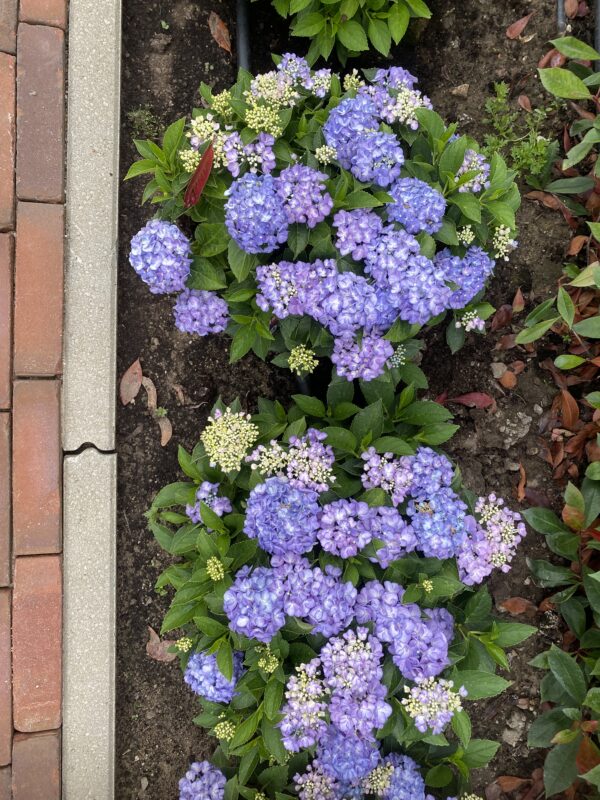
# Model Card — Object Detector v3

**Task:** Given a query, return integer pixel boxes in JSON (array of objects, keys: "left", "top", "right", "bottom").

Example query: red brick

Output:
[
  {"left": 0, "top": 54, "right": 15, "bottom": 230},
  {"left": 0, "top": 236, "right": 12, "bottom": 406},
  {"left": 12, "top": 732, "right": 60, "bottom": 800},
  {"left": 16, "top": 24, "right": 64, "bottom": 202},
  {"left": 0, "top": 767, "right": 10, "bottom": 800},
  {"left": 0, "top": 590, "right": 11, "bottom": 766},
  {"left": 14, "top": 203, "right": 63, "bottom": 376},
  {"left": 19, "top": 0, "right": 67, "bottom": 28},
  {"left": 13, "top": 381, "right": 61, "bottom": 555},
  {"left": 0, "top": 0, "right": 17, "bottom": 54},
  {"left": 0, "top": 416, "right": 9, "bottom": 588},
  {"left": 12, "top": 556, "right": 61, "bottom": 732}
]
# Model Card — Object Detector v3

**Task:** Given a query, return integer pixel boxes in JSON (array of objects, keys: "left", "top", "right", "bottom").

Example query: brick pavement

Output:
[{"left": 0, "top": 0, "right": 66, "bottom": 792}]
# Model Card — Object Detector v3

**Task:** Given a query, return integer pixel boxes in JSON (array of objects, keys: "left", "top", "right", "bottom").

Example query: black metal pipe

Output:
[
  {"left": 557, "top": 0, "right": 566, "bottom": 33},
  {"left": 236, "top": 0, "right": 251, "bottom": 71}
]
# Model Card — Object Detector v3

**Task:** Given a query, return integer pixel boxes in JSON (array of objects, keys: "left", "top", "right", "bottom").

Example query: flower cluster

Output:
[
  {"left": 402, "top": 677, "right": 467, "bottom": 734},
  {"left": 288, "top": 344, "right": 318, "bottom": 375},
  {"left": 225, "top": 173, "right": 289, "bottom": 254},
  {"left": 200, "top": 408, "right": 259, "bottom": 472},
  {"left": 457, "top": 149, "right": 491, "bottom": 193},
  {"left": 184, "top": 651, "right": 245, "bottom": 703},
  {"left": 129, "top": 219, "right": 191, "bottom": 295},
  {"left": 186, "top": 481, "right": 232, "bottom": 525},
  {"left": 174, "top": 289, "right": 229, "bottom": 336},
  {"left": 247, "top": 428, "right": 335, "bottom": 492},
  {"left": 178, "top": 761, "right": 226, "bottom": 800},
  {"left": 222, "top": 565, "right": 287, "bottom": 642}
]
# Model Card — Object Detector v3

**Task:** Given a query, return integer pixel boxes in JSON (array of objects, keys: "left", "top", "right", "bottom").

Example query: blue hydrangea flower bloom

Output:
[
  {"left": 364, "top": 225, "right": 421, "bottom": 295},
  {"left": 307, "top": 271, "right": 379, "bottom": 337},
  {"left": 408, "top": 447, "right": 455, "bottom": 500},
  {"left": 225, "top": 173, "right": 288, "bottom": 254},
  {"left": 391, "top": 255, "right": 454, "bottom": 324},
  {"left": 174, "top": 289, "right": 229, "bottom": 336},
  {"left": 333, "top": 209, "right": 383, "bottom": 261},
  {"left": 345, "top": 131, "right": 404, "bottom": 187},
  {"left": 381, "top": 754, "right": 426, "bottom": 800},
  {"left": 372, "top": 67, "right": 418, "bottom": 90},
  {"left": 223, "top": 565, "right": 286, "bottom": 642},
  {"left": 435, "top": 246, "right": 496, "bottom": 309},
  {"left": 370, "top": 506, "right": 417, "bottom": 567},
  {"left": 255, "top": 260, "right": 305, "bottom": 319},
  {"left": 317, "top": 499, "right": 378, "bottom": 558},
  {"left": 244, "top": 477, "right": 320, "bottom": 555},
  {"left": 323, "top": 95, "right": 378, "bottom": 157},
  {"left": 186, "top": 481, "right": 232, "bottom": 525},
  {"left": 317, "top": 726, "right": 380, "bottom": 787},
  {"left": 332, "top": 334, "right": 394, "bottom": 382},
  {"left": 184, "top": 651, "right": 245, "bottom": 703},
  {"left": 276, "top": 164, "right": 333, "bottom": 228},
  {"left": 407, "top": 487, "right": 468, "bottom": 559},
  {"left": 129, "top": 219, "right": 192, "bottom": 294},
  {"left": 387, "top": 178, "right": 447, "bottom": 234},
  {"left": 178, "top": 761, "right": 226, "bottom": 800}
]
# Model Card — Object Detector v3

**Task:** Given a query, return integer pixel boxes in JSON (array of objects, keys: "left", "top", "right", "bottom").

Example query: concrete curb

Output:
[{"left": 62, "top": 0, "right": 121, "bottom": 795}]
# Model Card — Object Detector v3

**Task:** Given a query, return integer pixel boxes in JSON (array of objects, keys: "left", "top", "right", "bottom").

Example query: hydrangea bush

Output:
[
  {"left": 148, "top": 380, "right": 534, "bottom": 799},
  {"left": 127, "top": 56, "right": 520, "bottom": 382}
]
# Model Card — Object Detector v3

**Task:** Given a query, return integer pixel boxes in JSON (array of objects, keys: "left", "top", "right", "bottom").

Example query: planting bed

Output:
[{"left": 116, "top": 0, "right": 577, "bottom": 796}]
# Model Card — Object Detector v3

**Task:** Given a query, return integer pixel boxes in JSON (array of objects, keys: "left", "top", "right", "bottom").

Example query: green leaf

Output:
[
  {"left": 195, "top": 223, "right": 229, "bottom": 257},
  {"left": 557, "top": 286, "right": 576, "bottom": 328},
  {"left": 371, "top": 436, "right": 414, "bottom": 455},
  {"left": 547, "top": 645, "right": 587, "bottom": 704},
  {"left": 230, "top": 325, "right": 255, "bottom": 363},
  {"left": 264, "top": 678, "right": 284, "bottom": 720},
  {"left": 350, "top": 399, "right": 385, "bottom": 443},
  {"left": 152, "top": 481, "right": 196, "bottom": 509},
  {"left": 451, "top": 709, "right": 472, "bottom": 747},
  {"left": 217, "top": 639, "right": 234, "bottom": 681},
  {"left": 228, "top": 239, "right": 258, "bottom": 283},
  {"left": 425, "top": 765, "right": 453, "bottom": 788},
  {"left": 189, "top": 258, "right": 227, "bottom": 291},
  {"left": 388, "top": 2, "right": 410, "bottom": 43},
  {"left": 573, "top": 315, "right": 600, "bottom": 338},
  {"left": 194, "top": 615, "right": 226, "bottom": 636},
  {"left": 584, "top": 570, "right": 600, "bottom": 612},
  {"left": 337, "top": 19, "right": 369, "bottom": 51},
  {"left": 367, "top": 18, "right": 391, "bottom": 55},
  {"left": 461, "top": 738, "right": 500, "bottom": 768},
  {"left": 405, "top": 0, "right": 431, "bottom": 16},
  {"left": 124, "top": 158, "right": 158, "bottom": 180},
  {"left": 528, "top": 708, "right": 571, "bottom": 747},
  {"left": 586, "top": 391, "right": 600, "bottom": 408},
  {"left": 515, "top": 317, "right": 559, "bottom": 344},
  {"left": 291, "top": 394, "right": 326, "bottom": 418},
  {"left": 161, "top": 601, "right": 197, "bottom": 633},
  {"left": 229, "top": 706, "right": 262, "bottom": 749},
  {"left": 162, "top": 117, "right": 185, "bottom": 156},
  {"left": 546, "top": 176, "right": 596, "bottom": 194},
  {"left": 550, "top": 36, "right": 600, "bottom": 61},
  {"left": 449, "top": 192, "right": 482, "bottom": 223},
  {"left": 543, "top": 739, "right": 580, "bottom": 795},
  {"left": 451, "top": 670, "right": 511, "bottom": 700},
  {"left": 522, "top": 507, "right": 569, "bottom": 534},
  {"left": 343, "top": 190, "right": 383, "bottom": 209},
  {"left": 555, "top": 354, "right": 586, "bottom": 369},
  {"left": 291, "top": 11, "right": 325, "bottom": 37},
  {"left": 581, "top": 764, "right": 600, "bottom": 788},
  {"left": 397, "top": 400, "right": 452, "bottom": 426},
  {"left": 200, "top": 502, "right": 226, "bottom": 533},
  {"left": 446, "top": 319, "right": 465, "bottom": 354},
  {"left": 539, "top": 67, "right": 592, "bottom": 99},
  {"left": 527, "top": 557, "right": 575, "bottom": 588},
  {"left": 260, "top": 718, "right": 288, "bottom": 763},
  {"left": 323, "top": 426, "right": 358, "bottom": 452},
  {"left": 494, "top": 622, "right": 537, "bottom": 648}
]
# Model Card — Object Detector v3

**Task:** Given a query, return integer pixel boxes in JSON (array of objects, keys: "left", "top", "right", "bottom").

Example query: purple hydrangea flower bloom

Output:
[
  {"left": 361, "top": 447, "right": 414, "bottom": 506},
  {"left": 279, "top": 658, "right": 328, "bottom": 751},
  {"left": 407, "top": 487, "right": 468, "bottom": 559},
  {"left": 174, "top": 289, "right": 229, "bottom": 336},
  {"left": 244, "top": 132, "right": 276, "bottom": 174},
  {"left": 457, "top": 149, "right": 491, "bottom": 193},
  {"left": 223, "top": 565, "right": 286, "bottom": 642},
  {"left": 295, "top": 763, "right": 340, "bottom": 800},
  {"left": 372, "top": 67, "right": 419, "bottom": 90},
  {"left": 225, "top": 174, "right": 288, "bottom": 254},
  {"left": 243, "top": 477, "right": 320, "bottom": 555},
  {"left": 345, "top": 131, "right": 404, "bottom": 187},
  {"left": 273, "top": 554, "right": 357, "bottom": 637},
  {"left": 387, "top": 178, "right": 447, "bottom": 234},
  {"left": 380, "top": 754, "right": 426, "bottom": 800},
  {"left": 392, "top": 255, "right": 454, "bottom": 325},
  {"left": 222, "top": 131, "right": 244, "bottom": 177},
  {"left": 129, "top": 219, "right": 192, "bottom": 294},
  {"left": 323, "top": 96, "right": 378, "bottom": 155},
  {"left": 408, "top": 447, "right": 455, "bottom": 500},
  {"left": 178, "top": 761, "right": 226, "bottom": 800},
  {"left": 317, "top": 499, "right": 378, "bottom": 558},
  {"left": 255, "top": 260, "right": 305, "bottom": 319},
  {"left": 276, "top": 164, "right": 333, "bottom": 228},
  {"left": 425, "top": 607, "right": 455, "bottom": 644},
  {"left": 364, "top": 225, "right": 421, "bottom": 294},
  {"left": 307, "top": 271, "right": 379, "bottom": 337},
  {"left": 333, "top": 209, "right": 383, "bottom": 261},
  {"left": 316, "top": 726, "right": 380, "bottom": 787},
  {"left": 332, "top": 334, "right": 394, "bottom": 382},
  {"left": 183, "top": 651, "right": 245, "bottom": 703},
  {"left": 278, "top": 53, "right": 312, "bottom": 84},
  {"left": 186, "top": 481, "right": 233, "bottom": 525},
  {"left": 370, "top": 506, "right": 417, "bottom": 567},
  {"left": 435, "top": 246, "right": 496, "bottom": 309}
]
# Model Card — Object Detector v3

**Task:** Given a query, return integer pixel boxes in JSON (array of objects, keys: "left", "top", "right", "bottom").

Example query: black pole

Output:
[
  {"left": 557, "top": 0, "right": 566, "bottom": 33},
  {"left": 236, "top": 0, "right": 251, "bottom": 71}
]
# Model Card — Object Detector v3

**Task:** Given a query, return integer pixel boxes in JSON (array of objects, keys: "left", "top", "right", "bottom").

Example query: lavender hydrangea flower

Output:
[
  {"left": 370, "top": 506, "right": 417, "bottom": 567},
  {"left": 372, "top": 67, "right": 419, "bottom": 90},
  {"left": 255, "top": 261, "right": 304, "bottom": 319},
  {"left": 380, "top": 754, "right": 426, "bottom": 800},
  {"left": 244, "top": 132, "right": 276, "bottom": 174},
  {"left": 332, "top": 334, "right": 394, "bottom": 382},
  {"left": 457, "top": 149, "right": 491, "bottom": 192},
  {"left": 365, "top": 225, "right": 421, "bottom": 286},
  {"left": 402, "top": 677, "right": 467, "bottom": 734},
  {"left": 345, "top": 131, "right": 404, "bottom": 187},
  {"left": 276, "top": 164, "right": 333, "bottom": 228},
  {"left": 392, "top": 255, "right": 454, "bottom": 325},
  {"left": 222, "top": 131, "right": 244, "bottom": 177},
  {"left": 178, "top": 761, "right": 226, "bottom": 800},
  {"left": 225, "top": 173, "right": 288, "bottom": 253},
  {"left": 186, "top": 481, "right": 233, "bottom": 525},
  {"left": 361, "top": 447, "right": 414, "bottom": 505},
  {"left": 223, "top": 565, "right": 286, "bottom": 642},
  {"left": 333, "top": 209, "right": 383, "bottom": 261},
  {"left": 280, "top": 658, "right": 328, "bottom": 751},
  {"left": 323, "top": 95, "right": 378, "bottom": 157},
  {"left": 278, "top": 53, "right": 312, "bottom": 85},
  {"left": 307, "top": 271, "right": 379, "bottom": 337},
  {"left": 317, "top": 499, "right": 378, "bottom": 558},
  {"left": 129, "top": 219, "right": 191, "bottom": 294},
  {"left": 407, "top": 487, "right": 468, "bottom": 559},
  {"left": 434, "top": 246, "right": 496, "bottom": 309},
  {"left": 316, "top": 726, "right": 380, "bottom": 787},
  {"left": 387, "top": 178, "right": 447, "bottom": 234},
  {"left": 183, "top": 651, "right": 245, "bottom": 703},
  {"left": 174, "top": 289, "right": 229, "bottom": 336},
  {"left": 408, "top": 447, "right": 455, "bottom": 500},
  {"left": 243, "top": 477, "right": 320, "bottom": 555},
  {"left": 295, "top": 763, "right": 340, "bottom": 800}
]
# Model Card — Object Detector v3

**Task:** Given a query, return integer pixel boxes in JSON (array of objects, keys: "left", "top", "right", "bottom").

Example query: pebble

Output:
[{"left": 491, "top": 362, "right": 507, "bottom": 379}]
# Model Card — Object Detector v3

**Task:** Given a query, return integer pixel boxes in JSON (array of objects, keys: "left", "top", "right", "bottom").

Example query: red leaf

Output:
[
  {"left": 448, "top": 392, "right": 496, "bottom": 410},
  {"left": 578, "top": 1, "right": 590, "bottom": 16},
  {"left": 491, "top": 304, "right": 513, "bottom": 331},
  {"left": 184, "top": 142, "right": 214, "bottom": 208},
  {"left": 120, "top": 358, "right": 143, "bottom": 405},
  {"left": 518, "top": 95, "right": 532, "bottom": 112},
  {"left": 146, "top": 626, "right": 177, "bottom": 663},
  {"left": 512, "top": 288, "right": 525, "bottom": 313},
  {"left": 566, "top": 0, "right": 579, "bottom": 17},
  {"left": 498, "top": 597, "right": 538, "bottom": 617},
  {"left": 506, "top": 12, "right": 534, "bottom": 39},
  {"left": 208, "top": 11, "right": 232, "bottom": 53},
  {"left": 434, "top": 390, "right": 448, "bottom": 405}
]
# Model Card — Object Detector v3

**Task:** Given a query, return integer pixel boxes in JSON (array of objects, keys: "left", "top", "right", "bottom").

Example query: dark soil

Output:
[{"left": 117, "top": 0, "right": 582, "bottom": 796}]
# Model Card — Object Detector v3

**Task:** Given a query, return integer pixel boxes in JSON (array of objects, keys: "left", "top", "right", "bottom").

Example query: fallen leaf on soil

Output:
[
  {"left": 434, "top": 391, "right": 448, "bottom": 405},
  {"left": 158, "top": 416, "right": 173, "bottom": 447},
  {"left": 120, "top": 358, "right": 143, "bottom": 405},
  {"left": 578, "top": 1, "right": 590, "bottom": 16},
  {"left": 566, "top": 0, "right": 579, "bottom": 17},
  {"left": 525, "top": 487, "right": 553, "bottom": 507},
  {"left": 499, "top": 370, "right": 518, "bottom": 389},
  {"left": 561, "top": 388, "right": 580, "bottom": 429},
  {"left": 511, "top": 360, "right": 526, "bottom": 375},
  {"left": 146, "top": 626, "right": 177, "bottom": 662},
  {"left": 539, "top": 597, "right": 556, "bottom": 612},
  {"left": 494, "top": 776, "right": 530, "bottom": 792},
  {"left": 570, "top": 101, "right": 596, "bottom": 121},
  {"left": 512, "top": 287, "right": 525, "bottom": 313},
  {"left": 495, "top": 333, "right": 517, "bottom": 350},
  {"left": 448, "top": 392, "right": 496, "bottom": 410},
  {"left": 568, "top": 235, "right": 589, "bottom": 256},
  {"left": 517, "top": 95, "right": 532, "bottom": 112},
  {"left": 142, "top": 376, "right": 158, "bottom": 412},
  {"left": 208, "top": 11, "right": 231, "bottom": 53},
  {"left": 184, "top": 142, "right": 214, "bottom": 208},
  {"left": 491, "top": 304, "right": 513, "bottom": 331},
  {"left": 506, "top": 12, "right": 534, "bottom": 39},
  {"left": 498, "top": 597, "right": 538, "bottom": 617},
  {"left": 517, "top": 463, "right": 527, "bottom": 501}
]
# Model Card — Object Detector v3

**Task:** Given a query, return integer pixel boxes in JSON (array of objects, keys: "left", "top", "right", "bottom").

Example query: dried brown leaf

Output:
[
  {"left": 491, "top": 304, "right": 513, "bottom": 331},
  {"left": 494, "top": 776, "right": 530, "bottom": 792},
  {"left": 208, "top": 11, "right": 231, "bottom": 53},
  {"left": 561, "top": 388, "right": 580, "bottom": 429},
  {"left": 517, "top": 463, "right": 527, "bottom": 502},
  {"left": 158, "top": 416, "right": 173, "bottom": 447},
  {"left": 146, "top": 626, "right": 177, "bottom": 662},
  {"left": 448, "top": 392, "right": 497, "bottom": 410},
  {"left": 142, "top": 376, "right": 158, "bottom": 413},
  {"left": 566, "top": 0, "right": 579, "bottom": 17},
  {"left": 512, "top": 287, "right": 525, "bottom": 313},
  {"left": 499, "top": 370, "right": 518, "bottom": 389},
  {"left": 568, "top": 235, "right": 589, "bottom": 255},
  {"left": 506, "top": 12, "right": 534, "bottom": 39},
  {"left": 498, "top": 597, "right": 538, "bottom": 617},
  {"left": 120, "top": 358, "right": 143, "bottom": 405}
]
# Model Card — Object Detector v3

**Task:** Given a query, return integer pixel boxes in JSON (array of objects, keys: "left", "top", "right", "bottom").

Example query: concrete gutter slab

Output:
[
  {"left": 62, "top": 0, "right": 121, "bottom": 452},
  {"left": 63, "top": 448, "right": 116, "bottom": 799}
]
